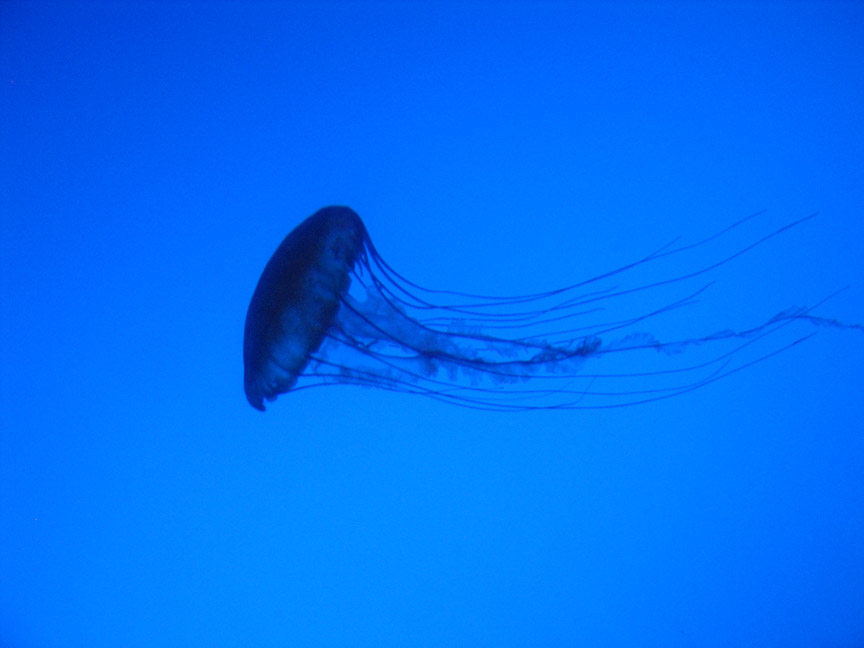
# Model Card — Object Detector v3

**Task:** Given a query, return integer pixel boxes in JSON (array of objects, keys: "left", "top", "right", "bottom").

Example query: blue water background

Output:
[{"left": 2, "top": 2, "right": 863, "bottom": 646}]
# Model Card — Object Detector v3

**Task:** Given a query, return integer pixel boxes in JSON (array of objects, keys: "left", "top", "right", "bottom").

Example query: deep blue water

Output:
[{"left": 2, "top": 2, "right": 863, "bottom": 646}]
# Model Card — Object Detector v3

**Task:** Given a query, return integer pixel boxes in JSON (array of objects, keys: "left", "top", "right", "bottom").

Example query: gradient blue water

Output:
[{"left": 2, "top": 2, "right": 863, "bottom": 646}]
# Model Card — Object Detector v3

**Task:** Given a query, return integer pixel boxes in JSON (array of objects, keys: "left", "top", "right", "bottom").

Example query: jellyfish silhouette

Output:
[{"left": 243, "top": 205, "right": 855, "bottom": 412}]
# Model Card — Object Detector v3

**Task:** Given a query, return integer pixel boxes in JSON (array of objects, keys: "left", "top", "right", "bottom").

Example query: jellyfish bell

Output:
[
  {"left": 244, "top": 206, "right": 858, "bottom": 412},
  {"left": 243, "top": 206, "right": 367, "bottom": 410}
]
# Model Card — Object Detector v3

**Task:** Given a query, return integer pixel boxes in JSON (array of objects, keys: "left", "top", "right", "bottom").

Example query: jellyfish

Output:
[{"left": 243, "top": 205, "right": 856, "bottom": 412}]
